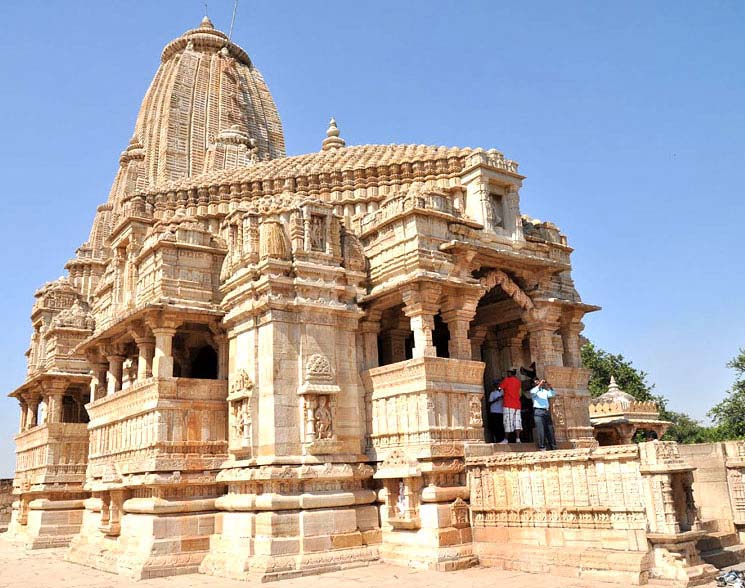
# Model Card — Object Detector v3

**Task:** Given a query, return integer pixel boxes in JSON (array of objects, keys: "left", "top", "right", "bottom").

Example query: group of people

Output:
[{"left": 486, "top": 367, "right": 557, "bottom": 451}]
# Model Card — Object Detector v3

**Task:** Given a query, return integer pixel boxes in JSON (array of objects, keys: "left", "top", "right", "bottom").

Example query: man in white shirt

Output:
[
  {"left": 530, "top": 378, "right": 557, "bottom": 451},
  {"left": 487, "top": 378, "right": 505, "bottom": 443}
]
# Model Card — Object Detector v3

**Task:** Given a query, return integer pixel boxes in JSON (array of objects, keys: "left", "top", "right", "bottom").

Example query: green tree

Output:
[
  {"left": 663, "top": 411, "right": 717, "bottom": 444},
  {"left": 580, "top": 341, "right": 710, "bottom": 443},
  {"left": 580, "top": 342, "right": 664, "bottom": 406},
  {"left": 707, "top": 348, "right": 745, "bottom": 440}
]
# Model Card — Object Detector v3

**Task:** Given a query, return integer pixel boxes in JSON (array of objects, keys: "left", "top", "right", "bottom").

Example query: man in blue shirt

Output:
[{"left": 530, "top": 379, "right": 557, "bottom": 451}]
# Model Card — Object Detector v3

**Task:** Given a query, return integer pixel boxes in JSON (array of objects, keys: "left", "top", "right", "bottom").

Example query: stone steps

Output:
[
  {"left": 699, "top": 543, "right": 745, "bottom": 569},
  {"left": 697, "top": 530, "right": 740, "bottom": 552}
]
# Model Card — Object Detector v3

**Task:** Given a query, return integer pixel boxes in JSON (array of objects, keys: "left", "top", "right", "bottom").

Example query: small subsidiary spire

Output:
[{"left": 321, "top": 117, "right": 346, "bottom": 151}]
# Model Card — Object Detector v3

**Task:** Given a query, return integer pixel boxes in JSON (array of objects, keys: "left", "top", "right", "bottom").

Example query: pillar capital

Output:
[
  {"left": 401, "top": 281, "right": 442, "bottom": 317},
  {"left": 523, "top": 300, "right": 563, "bottom": 331},
  {"left": 149, "top": 326, "right": 177, "bottom": 338},
  {"left": 145, "top": 312, "right": 182, "bottom": 334}
]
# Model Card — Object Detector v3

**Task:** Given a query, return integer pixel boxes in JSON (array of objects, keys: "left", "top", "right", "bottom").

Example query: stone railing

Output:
[
  {"left": 14, "top": 422, "right": 89, "bottom": 490},
  {"left": 363, "top": 356, "right": 484, "bottom": 453},
  {"left": 723, "top": 441, "right": 745, "bottom": 526},
  {"left": 589, "top": 399, "right": 661, "bottom": 420},
  {"left": 358, "top": 189, "right": 461, "bottom": 235},
  {"left": 463, "top": 149, "right": 520, "bottom": 174},
  {"left": 86, "top": 377, "right": 228, "bottom": 480},
  {"left": 467, "top": 441, "right": 709, "bottom": 584}
]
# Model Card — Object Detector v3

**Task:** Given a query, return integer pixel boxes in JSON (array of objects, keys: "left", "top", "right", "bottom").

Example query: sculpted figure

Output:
[
  {"left": 309, "top": 215, "right": 325, "bottom": 251},
  {"left": 314, "top": 395, "right": 332, "bottom": 439},
  {"left": 239, "top": 401, "right": 251, "bottom": 447}
]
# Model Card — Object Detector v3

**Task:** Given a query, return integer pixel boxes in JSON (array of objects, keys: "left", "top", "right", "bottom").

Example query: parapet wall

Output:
[
  {"left": 678, "top": 443, "right": 734, "bottom": 530},
  {"left": 678, "top": 441, "right": 745, "bottom": 534},
  {"left": 0, "top": 478, "right": 14, "bottom": 532},
  {"left": 466, "top": 442, "right": 714, "bottom": 585}
]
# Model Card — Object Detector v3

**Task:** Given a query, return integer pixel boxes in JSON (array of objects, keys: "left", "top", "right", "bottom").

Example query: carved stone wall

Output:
[{"left": 467, "top": 442, "right": 715, "bottom": 585}]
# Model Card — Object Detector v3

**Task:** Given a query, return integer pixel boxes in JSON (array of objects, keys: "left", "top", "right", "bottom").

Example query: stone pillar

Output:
[
  {"left": 504, "top": 185, "right": 524, "bottom": 241},
  {"left": 481, "top": 334, "right": 501, "bottom": 384},
  {"left": 560, "top": 317, "right": 585, "bottom": 368},
  {"left": 215, "top": 334, "right": 228, "bottom": 380},
  {"left": 441, "top": 287, "right": 481, "bottom": 360},
  {"left": 18, "top": 399, "right": 27, "bottom": 432},
  {"left": 469, "top": 325, "right": 489, "bottom": 362},
  {"left": 360, "top": 311, "right": 382, "bottom": 370},
  {"left": 47, "top": 390, "right": 64, "bottom": 424},
  {"left": 151, "top": 327, "right": 177, "bottom": 378},
  {"left": 135, "top": 337, "right": 155, "bottom": 380},
  {"left": 495, "top": 325, "right": 526, "bottom": 372},
  {"left": 402, "top": 282, "right": 441, "bottom": 359},
  {"left": 524, "top": 303, "right": 563, "bottom": 374},
  {"left": 388, "top": 328, "right": 410, "bottom": 363},
  {"left": 106, "top": 354, "right": 125, "bottom": 395},
  {"left": 90, "top": 360, "right": 108, "bottom": 402},
  {"left": 25, "top": 395, "right": 40, "bottom": 429}
]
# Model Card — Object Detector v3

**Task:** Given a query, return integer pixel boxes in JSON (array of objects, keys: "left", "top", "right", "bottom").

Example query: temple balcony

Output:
[
  {"left": 363, "top": 355, "right": 485, "bottom": 459},
  {"left": 85, "top": 377, "right": 228, "bottom": 489},
  {"left": 13, "top": 422, "right": 89, "bottom": 493}
]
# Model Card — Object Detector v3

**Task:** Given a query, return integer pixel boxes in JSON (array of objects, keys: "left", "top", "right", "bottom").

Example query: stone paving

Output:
[{"left": 0, "top": 539, "right": 727, "bottom": 588}]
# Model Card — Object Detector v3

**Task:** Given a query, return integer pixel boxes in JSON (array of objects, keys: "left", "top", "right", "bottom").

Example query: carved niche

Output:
[
  {"left": 450, "top": 497, "right": 470, "bottom": 529},
  {"left": 228, "top": 369, "right": 254, "bottom": 457},
  {"left": 373, "top": 449, "right": 423, "bottom": 530},
  {"left": 297, "top": 354, "right": 341, "bottom": 454}
]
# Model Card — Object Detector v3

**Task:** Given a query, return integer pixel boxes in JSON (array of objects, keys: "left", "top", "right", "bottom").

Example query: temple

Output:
[{"left": 5, "top": 16, "right": 741, "bottom": 586}]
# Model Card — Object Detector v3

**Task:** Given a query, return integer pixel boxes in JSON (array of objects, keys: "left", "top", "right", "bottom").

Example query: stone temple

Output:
[{"left": 6, "top": 16, "right": 744, "bottom": 586}]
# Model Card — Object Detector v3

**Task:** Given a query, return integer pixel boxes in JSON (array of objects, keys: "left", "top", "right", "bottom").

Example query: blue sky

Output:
[{"left": 0, "top": 1, "right": 743, "bottom": 476}]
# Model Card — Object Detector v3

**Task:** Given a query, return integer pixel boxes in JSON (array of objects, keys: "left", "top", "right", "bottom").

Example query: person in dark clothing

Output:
[
  {"left": 486, "top": 378, "right": 505, "bottom": 442},
  {"left": 529, "top": 378, "right": 557, "bottom": 451},
  {"left": 519, "top": 389, "right": 534, "bottom": 443}
]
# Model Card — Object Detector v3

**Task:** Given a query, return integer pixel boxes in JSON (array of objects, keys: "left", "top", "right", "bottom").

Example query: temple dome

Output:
[
  {"left": 592, "top": 376, "right": 637, "bottom": 407},
  {"left": 74, "top": 17, "right": 286, "bottom": 275},
  {"left": 130, "top": 17, "right": 285, "bottom": 191}
]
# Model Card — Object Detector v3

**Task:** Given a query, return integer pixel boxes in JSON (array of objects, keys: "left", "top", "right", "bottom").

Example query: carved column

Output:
[
  {"left": 360, "top": 310, "right": 382, "bottom": 370},
  {"left": 89, "top": 359, "right": 108, "bottom": 403},
  {"left": 106, "top": 353, "right": 125, "bottom": 395},
  {"left": 504, "top": 185, "right": 524, "bottom": 241},
  {"left": 25, "top": 394, "right": 40, "bottom": 429},
  {"left": 45, "top": 383, "right": 65, "bottom": 424},
  {"left": 496, "top": 325, "right": 526, "bottom": 371},
  {"left": 151, "top": 327, "right": 177, "bottom": 379},
  {"left": 402, "top": 282, "right": 442, "bottom": 359},
  {"left": 469, "top": 325, "right": 489, "bottom": 362},
  {"left": 18, "top": 399, "right": 27, "bottom": 432},
  {"left": 441, "top": 286, "right": 482, "bottom": 360},
  {"left": 215, "top": 334, "right": 228, "bottom": 380},
  {"left": 559, "top": 312, "right": 585, "bottom": 367},
  {"left": 135, "top": 337, "right": 155, "bottom": 381},
  {"left": 524, "top": 303, "right": 563, "bottom": 374},
  {"left": 481, "top": 333, "right": 501, "bottom": 384}
]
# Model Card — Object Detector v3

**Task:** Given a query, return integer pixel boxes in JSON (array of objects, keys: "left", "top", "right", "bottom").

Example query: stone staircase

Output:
[{"left": 697, "top": 520, "right": 745, "bottom": 569}]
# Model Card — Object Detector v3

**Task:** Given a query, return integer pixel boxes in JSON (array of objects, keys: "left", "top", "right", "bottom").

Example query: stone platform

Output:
[{"left": 0, "top": 539, "right": 727, "bottom": 588}]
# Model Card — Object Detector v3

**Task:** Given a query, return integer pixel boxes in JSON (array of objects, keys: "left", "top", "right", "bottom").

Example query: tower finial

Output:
[
  {"left": 200, "top": 14, "right": 214, "bottom": 29},
  {"left": 322, "top": 117, "right": 346, "bottom": 151}
]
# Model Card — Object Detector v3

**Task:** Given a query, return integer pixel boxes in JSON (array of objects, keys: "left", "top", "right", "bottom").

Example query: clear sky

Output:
[{"left": 0, "top": 1, "right": 743, "bottom": 477}]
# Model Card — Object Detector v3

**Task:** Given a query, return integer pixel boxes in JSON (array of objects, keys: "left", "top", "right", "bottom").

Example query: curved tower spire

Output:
[{"left": 68, "top": 17, "right": 285, "bottom": 296}]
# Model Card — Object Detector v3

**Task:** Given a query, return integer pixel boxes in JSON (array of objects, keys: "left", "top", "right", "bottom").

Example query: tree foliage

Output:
[
  {"left": 707, "top": 348, "right": 745, "bottom": 440},
  {"left": 580, "top": 342, "right": 664, "bottom": 407},
  {"left": 581, "top": 341, "right": 704, "bottom": 443}
]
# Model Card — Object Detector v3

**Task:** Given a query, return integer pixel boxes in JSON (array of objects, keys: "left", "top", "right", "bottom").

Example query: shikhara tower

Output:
[{"left": 5, "top": 16, "right": 718, "bottom": 585}]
